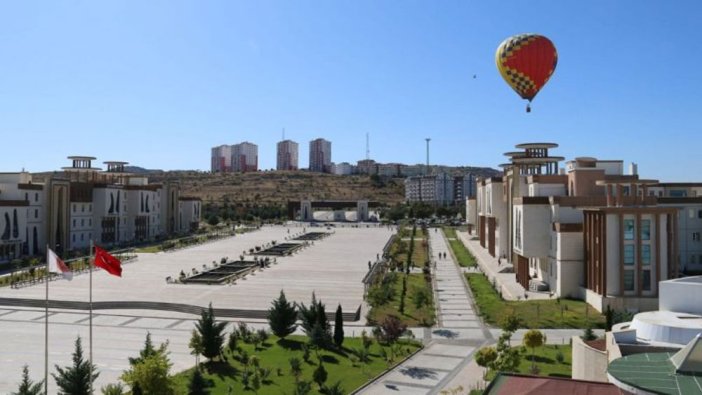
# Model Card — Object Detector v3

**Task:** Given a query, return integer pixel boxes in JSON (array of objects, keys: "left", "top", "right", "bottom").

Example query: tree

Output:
[
  {"left": 333, "top": 304, "right": 344, "bottom": 348},
  {"left": 522, "top": 329, "right": 544, "bottom": 368},
  {"left": 298, "top": 293, "right": 331, "bottom": 348},
  {"left": 293, "top": 381, "right": 312, "bottom": 395},
  {"left": 376, "top": 315, "right": 408, "bottom": 344},
  {"left": 288, "top": 357, "right": 303, "bottom": 383},
  {"left": 605, "top": 305, "right": 614, "bottom": 331},
  {"left": 52, "top": 337, "right": 99, "bottom": 395},
  {"left": 195, "top": 303, "right": 227, "bottom": 360},
  {"left": 500, "top": 313, "right": 521, "bottom": 345},
  {"left": 312, "top": 361, "right": 327, "bottom": 389},
  {"left": 267, "top": 290, "right": 298, "bottom": 339},
  {"left": 492, "top": 332, "right": 521, "bottom": 373},
  {"left": 130, "top": 332, "right": 166, "bottom": 366},
  {"left": 11, "top": 365, "right": 43, "bottom": 395},
  {"left": 189, "top": 330, "right": 204, "bottom": 367},
  {"left": 582, "top": 326, "right": 597, "bottom": 341},
  {"left": 474, "top": 346, "right": 498, "bottom": 377},
  {"left": 101, "top": 383, "right": 125, "bottom": 395},
  {"left": 412, "top": 287, "right": 430, "bottom": 309},
  {"left": 188, "top": 369, "right": 209, "bottom": 395},
  {"left": 322, "top": 381, "right": 344, "bottom": 395},
  {"left": 121, "top": 339, "right": 175, "bottom": 395}
]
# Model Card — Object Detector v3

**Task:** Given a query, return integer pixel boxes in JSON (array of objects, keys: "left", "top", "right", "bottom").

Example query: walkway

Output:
[
  {"left": 358, "top": 229, "right": 491, "bottom": 395},
  {"left": 455, "top": 231, "right": 551, "bottom": 301}
]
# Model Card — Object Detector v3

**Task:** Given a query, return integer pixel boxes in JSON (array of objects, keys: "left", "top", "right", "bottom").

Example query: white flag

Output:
[{"left": 47, "top": 248, "right": 72, "bottom": 281}]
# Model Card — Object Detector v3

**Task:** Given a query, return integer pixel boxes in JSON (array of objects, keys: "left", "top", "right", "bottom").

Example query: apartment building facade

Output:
[
  {"left": 276, "top": 140, "right": 299, "bottom": 171},
  {"left": 309, "top": 138, "right": 332, "bottom": 173},
  {"left": 405, "top": 172, "right": 477, "bottom": 206},
  {"left": 210, "top": 144, "right": 232, "bottom": 173},
  {"left": 231, "top": 142, "right": 258, "bottom": 172}
]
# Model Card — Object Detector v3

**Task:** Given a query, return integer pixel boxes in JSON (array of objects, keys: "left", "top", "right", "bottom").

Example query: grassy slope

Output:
[
  {"left": 172, "top": 335, "right": 421, "bottom": 394},
  {"left": 442, "top": 227, "right": 476, "bottom": 267},
  {"left": 484, "top": 344, "right": 573, "bottom": 381},
  {"left": 465, "top": 273, "right": 605, "bottom": 329},
  {"left": 367, "top": 273, "right": 435, "bottom": 326}
]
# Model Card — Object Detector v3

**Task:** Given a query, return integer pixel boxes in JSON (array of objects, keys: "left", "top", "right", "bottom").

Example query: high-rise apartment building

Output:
[
  {"left": 276, "top": 140, "right": 299, "bottom": 171},
  {"left": 210, "top": 145, "right": 232, "bottom": 173},
  {"left": 231, "top": 142, "right": 258, "bottom": 172},
  {"left": 309, "top": 138, "right": 332, "bottom": 173}
]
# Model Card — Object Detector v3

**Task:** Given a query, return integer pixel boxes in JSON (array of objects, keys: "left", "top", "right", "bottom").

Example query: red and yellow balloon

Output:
[{"left": 496, "top": 34, "right": 558, "bottom": 112}]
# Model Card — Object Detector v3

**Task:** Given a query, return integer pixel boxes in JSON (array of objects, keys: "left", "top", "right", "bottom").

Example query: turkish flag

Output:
[{"left": 94, "top": 246, "right": 122, "bottom": 277}]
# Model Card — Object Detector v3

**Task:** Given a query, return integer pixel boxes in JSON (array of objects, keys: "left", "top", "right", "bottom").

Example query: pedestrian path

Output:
[
  {"left": 358, "top": 229, "right": 491, "bottom": 395},
  {"left": 456, "top": 231, "right": 551, "bottom": 300}
]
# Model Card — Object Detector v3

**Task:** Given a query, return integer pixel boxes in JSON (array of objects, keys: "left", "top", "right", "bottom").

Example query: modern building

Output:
[
  {"left": 231, "top": 142, "right": 258, "bottom": 172},
  {"left": 331, "top": 162, "right": 354, "bottom": 175},
  {"left": 468, "top": 143, "right": 702, "bottom": 312},
  {"left": 276, "top": 139, "right": 299, "bottom": 171},
  {"left": 404, "top": 173, "right": 454, "bottom": 206},
  {"left": 0, "top": 157, "right": 202, "bottom": 263},
  {"left": 356, "top": 159, "right": 376, "bottom": 175},
  {"left": 210, "top": 144, "right": 232, "bottom": 173},
  {"left": 309, "top": 138, "right": 332, "bottom": 173}
]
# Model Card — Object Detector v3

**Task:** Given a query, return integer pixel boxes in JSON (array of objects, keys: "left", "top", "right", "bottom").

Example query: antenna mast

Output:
[{"left": 366, "top": 133, "right": 370, "bottom": 160}]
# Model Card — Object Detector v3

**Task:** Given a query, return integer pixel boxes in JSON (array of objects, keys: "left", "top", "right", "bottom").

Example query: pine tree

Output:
[
  {"left": 52, "top": 337, "right": 99, "bottom": 395},
  {"left": 333, "top": 304, "right": 344, "bottom": 348},
  {"left": 267, "top": 290, "right": 298, "bottom": 339},
  {"left": 188, "top": 369, "right": 209, "bottom": 395},
  {"left": 11, "top": 365, "right": 43, "bottom": 395},
  {"left": 312, "top": 360, "right": 327, "bottom": 390},
  {"left": 195, "top": 303, "right": 227, "bottom": 360},
  {"left": 298, "top": 293, "right": 331, "bottom": 348},
  {"left": 129, "top": 332, "right": 161, "bottom": 366}
]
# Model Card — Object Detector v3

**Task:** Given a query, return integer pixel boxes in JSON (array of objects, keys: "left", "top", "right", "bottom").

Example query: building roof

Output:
[
  {"left": 484, "top": 373, "right": 622, "bottom": 395},
  {"left": 608, "top": 351, "right": 702, "bottom": 395},
  {"left": 514, "top": 142, "right": 559, "bottom": 149}
]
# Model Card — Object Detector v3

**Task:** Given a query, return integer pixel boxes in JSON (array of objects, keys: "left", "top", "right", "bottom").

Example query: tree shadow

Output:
[
  {"left": 529, "top": 355, "right": 555, "bottom": 364},
  {"left": 205, "top": 361, "right": 239, "bottom": 379},
  {"left": 277, "top": 338, "right": 304, "bottom": 350},
  {"left": 432, "top": 329, "right": 459, "bottom": 339},
  {"left": 320, "top": 355, "right": 340, "bottom": 364},
  {"left": 398, "top": 366, "right": 438, "bottom": 380}
]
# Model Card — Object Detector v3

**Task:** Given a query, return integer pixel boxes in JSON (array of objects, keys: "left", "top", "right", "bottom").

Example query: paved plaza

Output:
[{"left": 0, "top": 224, "right": 394, "bottom": 393}]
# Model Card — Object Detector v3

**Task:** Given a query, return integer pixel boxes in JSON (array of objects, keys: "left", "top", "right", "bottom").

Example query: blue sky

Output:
[{"left": 1, "top": 1, "right": 700, "bottom": 180}]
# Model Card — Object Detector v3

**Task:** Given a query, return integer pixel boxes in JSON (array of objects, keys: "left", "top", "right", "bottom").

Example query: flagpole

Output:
[
  {"left": 44, "top": 244, "right": 49, "bottom": 395},
  {"left": 89, "top": 240, "right": 94, "bottom": 394}
]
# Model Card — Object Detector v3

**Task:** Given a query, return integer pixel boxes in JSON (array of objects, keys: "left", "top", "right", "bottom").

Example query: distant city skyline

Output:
[{"left": 1, "top": 2, "right": 701, "bottom": 181}]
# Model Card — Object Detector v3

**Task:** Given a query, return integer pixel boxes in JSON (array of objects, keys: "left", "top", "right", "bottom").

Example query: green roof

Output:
[{"left": 608, "top": 352, "right": 702, "bottom": 395}]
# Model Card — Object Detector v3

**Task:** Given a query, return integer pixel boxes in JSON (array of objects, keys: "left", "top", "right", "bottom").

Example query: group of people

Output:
[{"left": 437, "top": 251, "right": 448, "bottom": 259}]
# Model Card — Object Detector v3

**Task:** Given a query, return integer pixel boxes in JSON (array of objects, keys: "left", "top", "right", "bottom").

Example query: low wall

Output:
[{"left": 572, "top": 335, "right": 609, "bottom": 383}]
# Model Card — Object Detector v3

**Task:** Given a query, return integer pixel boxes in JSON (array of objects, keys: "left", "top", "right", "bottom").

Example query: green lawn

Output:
[
  {"left": 172, "top": 335, "right": 422, "bottom": 394},
  {"left": 443, "top": 228, "right": 476, "bottom": 267},
  {"left": 134, "top": 245, "right": 162, "bottom": 253},
  {"left": 484, "top": 344, "right": 572, "bottom": 381},
  {"left": 367, "top": 273, "right": 435, "bottom": 327},
  {"left": 465, "top": 273, "right": 605, "bottom": 329}
]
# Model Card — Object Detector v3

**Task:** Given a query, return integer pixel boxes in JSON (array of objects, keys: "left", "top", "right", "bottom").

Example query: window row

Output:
[
  {"left": 623, "top": 219, "right": 651, "bottom": 241},
  {"left": 623, "top": 244, "right": 651, "bottom": 265},
  {"left": 623, "top": 269, "right": 652, "bottom": 292}
]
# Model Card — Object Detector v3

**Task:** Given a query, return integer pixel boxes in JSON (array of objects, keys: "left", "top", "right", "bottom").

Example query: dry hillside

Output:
[{"left": 150, "top": 171, "right": 406, "bottom": 205}]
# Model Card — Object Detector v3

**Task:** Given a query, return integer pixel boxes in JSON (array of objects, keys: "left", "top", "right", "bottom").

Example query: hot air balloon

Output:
[{"left": 496, "top": 34, "right": 558, "bottom": 112}]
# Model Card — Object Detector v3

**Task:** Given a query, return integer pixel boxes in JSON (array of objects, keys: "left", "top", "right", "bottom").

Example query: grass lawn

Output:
[
  {"left": 134, "top": 245, "right": 162, "bottom": 253},
  {"left": 465, "top": 273, "right": 605, "bottom": 329},
  {"left": 367, "top": 273, "right": 435, "bottom": 327},
  {"left": 172, "top": 335, "right": 421, "bottom": 394},
  {"left": 443, "top": 228, "right": 476, "bottom": 267},
  {"left": 411, "top": 239, "right": 429, "bottom": 267},
  {"left": 484, "top": 344, "right": 572, "bottom": 381}
]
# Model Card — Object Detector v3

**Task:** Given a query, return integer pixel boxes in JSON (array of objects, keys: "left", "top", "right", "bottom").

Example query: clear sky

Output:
[{"left": 1, "top": 1, "right": 700, "bottom": 180}]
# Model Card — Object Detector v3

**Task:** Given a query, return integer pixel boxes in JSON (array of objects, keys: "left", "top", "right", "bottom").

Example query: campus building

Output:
[
  {"left": 276, "top": 139, "right": 299, "bottom": 171},
  {"left": 467, "top": 143, "right": 702, "bottom": 312},
  {"left": 309, "top": 138, "right": 332, "bottom": 173},
  {"left": 0, "top": 157, "right": 202, "bottom": 263}
]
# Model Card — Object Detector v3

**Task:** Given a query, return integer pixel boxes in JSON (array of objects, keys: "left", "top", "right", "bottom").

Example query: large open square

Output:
[{"left": 0, "top": 224, "right": 394, "bottom": 392}]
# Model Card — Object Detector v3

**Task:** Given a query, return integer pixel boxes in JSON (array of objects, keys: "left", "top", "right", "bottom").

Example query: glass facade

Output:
[
  {"left": 624, "top": 244, "right": 635, "bottom": 265},
  {"left": 642, "top": 244, "right": 651, "bottom": 265},
  {"left": 641, "top": 219, "right": 651, "bottom": 240},
  {"left": 643, "top": 270, "right": 651, "bottom": 291},
  {"left": 624, "top": 219, "right": 635, "bottom": 240},
  {"left": 624, "top": 270, "right": 635, "bottom": 291}
]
